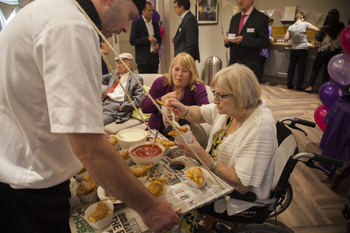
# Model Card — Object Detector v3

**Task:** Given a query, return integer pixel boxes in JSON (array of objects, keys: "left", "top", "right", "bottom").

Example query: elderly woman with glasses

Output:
[{"left": 167, "top": 64, "right": 278, "bottom": 224}]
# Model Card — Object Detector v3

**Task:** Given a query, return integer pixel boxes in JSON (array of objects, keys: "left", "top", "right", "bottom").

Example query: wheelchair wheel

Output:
[
  {"left": 269, "top": 184, "right": 293, "bottom": 218},
  {"left": 231, "top": 224, "right": 290, "bottom": 233}
]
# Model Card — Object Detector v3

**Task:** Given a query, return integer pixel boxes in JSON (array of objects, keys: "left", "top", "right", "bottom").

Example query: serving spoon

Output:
[{"left": 151, "top": 130, "right": 159, "bottom": 149}]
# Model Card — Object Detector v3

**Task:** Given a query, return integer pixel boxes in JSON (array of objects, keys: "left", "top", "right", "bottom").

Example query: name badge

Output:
[{"left": 247, "top": 28, "right": 255, "bottom": 33}]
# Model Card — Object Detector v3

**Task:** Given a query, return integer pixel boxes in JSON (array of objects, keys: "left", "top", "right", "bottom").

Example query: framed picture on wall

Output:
[{"left": 196, "top": 0, "right": 219, "bottom": 25}]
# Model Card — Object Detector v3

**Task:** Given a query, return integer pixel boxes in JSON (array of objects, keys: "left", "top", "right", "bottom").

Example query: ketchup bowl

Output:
[{"left": 129, "top": 141, "right": 165, "bottom": 165}]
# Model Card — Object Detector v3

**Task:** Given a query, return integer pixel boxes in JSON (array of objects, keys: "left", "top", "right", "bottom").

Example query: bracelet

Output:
[
  {"left": 208, "top": 158, "right": 217, "bottom": 171},
  {"left": 211, "top": 160, "right": 218, "bottom": 172},
  {"left": 180, "top": 107, "right": 190, "bottom": 119}
]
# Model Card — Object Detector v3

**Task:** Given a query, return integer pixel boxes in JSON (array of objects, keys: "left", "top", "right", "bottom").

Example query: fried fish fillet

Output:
[
  {"left": 147, "top": 177, "right": 168, "bottom": 197},
  {"left": 108, "top": 136, "right": 118, "bottom": 145},
  {"left": 130, "top": 163, "right": 154, "bottom": 178},
  {"left": 88, "top": 202, "right": 106, "bottom": 223},
  {"left": 77, "top": 175, "right": 97, "bottom": 197},
  {"left": 120, "top": 149, "right": 130, "bottom": 160}
]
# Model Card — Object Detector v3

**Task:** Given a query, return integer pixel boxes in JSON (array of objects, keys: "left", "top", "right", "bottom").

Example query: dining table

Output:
[{"left": 68, "top": 131, "right": 233, "bottom": 233}]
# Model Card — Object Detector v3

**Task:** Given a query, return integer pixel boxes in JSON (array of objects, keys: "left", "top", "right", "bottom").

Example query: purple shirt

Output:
[
  {"left": 141, "top": 76, "right": 209, "bottom": 132},
  {"left": 260, "top": 25, "right": 272, "bottom": 58}
]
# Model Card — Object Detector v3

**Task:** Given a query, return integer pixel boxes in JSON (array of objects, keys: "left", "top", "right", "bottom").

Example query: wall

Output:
[{"left": 160, "top": 0, "right": 350, "bottom": 80}]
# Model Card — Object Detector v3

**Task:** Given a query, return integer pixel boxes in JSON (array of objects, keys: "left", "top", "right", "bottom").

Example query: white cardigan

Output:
[{"left": 200, "top": 98, "right": 277, "bottom": 215}]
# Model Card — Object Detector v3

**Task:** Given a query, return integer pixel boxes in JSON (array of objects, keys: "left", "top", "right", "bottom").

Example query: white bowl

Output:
[
  {"left": 174, "top": 125, "right": 192, "bottom": 143},
  {"left": 79, "top": 187, "right": 98, "bottom": 202},
  {"left": 129, "top": 141, "right": 164, "bottom": 165},
  {"left": 158, "top": 185, "right": 168, "bottom": 199},
  {"left": 116, "top": 129, "right": 147, "bottom": 149},
  {"left": 84, "top": 201, "right": 114, "bottom": 230},
  {"left": 75, "top": 170, "right": 89, "bottom": 181},
  {"left": 185, "top": 167, "right": 209, "bottom": 189},
  {"left": 97, "top": 186, "right": 122, "bottom": 205},
  {"left": 130, "top": 165, "right": 150, "bottom": 183}
]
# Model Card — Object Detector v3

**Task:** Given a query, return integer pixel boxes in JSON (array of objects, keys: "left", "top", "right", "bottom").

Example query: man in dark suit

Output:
[
  {"left": 172, "top": 0, "right": 200, "bottom": 62},
  {"left": 224, "top": 0, "right": 268, "bottom": 82},
  {"left": 130, "top": 1, "right": 162, "bottom": 73}
]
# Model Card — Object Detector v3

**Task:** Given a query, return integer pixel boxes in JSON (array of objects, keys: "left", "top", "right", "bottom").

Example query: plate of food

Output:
[
  {"left": 130, "top": 163, "right": 153, "bottom": 183},
  {"left": 84, "top": 201, "right": 114, "bottom": 230},
  {"left": 97, "top": 186, "right": 122, "bottom": 205},
  {"left": 76, "top": 175, "right": 98, "bottom": 202},
  {"left": 186, "top": 166, "right": 209, "bottom": 189},
  {"left": 168, "top": 124, "right": 192, "bottom": 143},
  {"left": 147, "top": 176, "right": 168, "bottom": 199}
]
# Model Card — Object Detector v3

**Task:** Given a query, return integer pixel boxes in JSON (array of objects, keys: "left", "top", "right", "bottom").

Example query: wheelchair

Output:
[{"left": 188, "top": 117, "right": 343, "bottom": 233}]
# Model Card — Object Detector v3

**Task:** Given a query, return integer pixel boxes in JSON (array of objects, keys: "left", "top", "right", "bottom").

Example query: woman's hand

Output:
[
  {"left": 165, "top": 98, "right": 188, "bottom": 118},
  {"left": 164, "top": 112, "right": 180, "bottom": 126},
  {"left": 161, "top": 92, "right": 177, "bottom": 102},
  {"left": 175, "top": 135, "right": 211, "bottom": 166}
]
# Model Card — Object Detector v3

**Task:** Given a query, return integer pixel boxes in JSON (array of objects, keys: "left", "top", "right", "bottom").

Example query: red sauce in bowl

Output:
[{"left": 131, "top": 145, "right": 163, "bottom": 158}]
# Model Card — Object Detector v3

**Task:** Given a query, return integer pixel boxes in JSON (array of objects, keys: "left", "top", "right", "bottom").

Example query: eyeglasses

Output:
[{"left": 212, "top": 91, "right": 233, "bottom": 101}]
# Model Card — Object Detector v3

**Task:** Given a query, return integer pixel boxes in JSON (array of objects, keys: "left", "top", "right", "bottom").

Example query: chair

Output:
[{"left": 198, "top": 120, "right": 298, "bottom": 232}]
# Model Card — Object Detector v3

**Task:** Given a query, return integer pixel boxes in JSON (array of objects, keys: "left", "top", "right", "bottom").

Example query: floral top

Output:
[{"left": 317, "top": 23, "right": 345, "bottom": 52}]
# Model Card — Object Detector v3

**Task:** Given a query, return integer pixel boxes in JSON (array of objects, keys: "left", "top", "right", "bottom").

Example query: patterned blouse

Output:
[
  {"left": 287, "top": 21, "right": 310, "bottom": 50},
  {"left": 317, "top": 23, "right": 345, "bottom": 52}
]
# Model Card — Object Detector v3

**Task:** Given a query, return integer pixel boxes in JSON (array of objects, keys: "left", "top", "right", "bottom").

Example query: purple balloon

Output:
[
  {"left": 152, "top": 10, "right": 160, "bottom": 23},
  {"left": 158, "top": 44, "right": 164, "bottom": 57},
  {"left": 318, "top": 81, "right": 344, "bottom": 108},
  {"left": 328, "top": 53, "right": 350, "bottom": 86}
]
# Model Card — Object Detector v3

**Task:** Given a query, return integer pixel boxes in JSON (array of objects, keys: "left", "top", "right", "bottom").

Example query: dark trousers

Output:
[
  {"left": 287, "top": 49, "right": 308, "bottom": 89},
  {"left": 0, "top": 180, "right": 71, "bottom": 233},
  {"left": 198, "top": 201, "right": 264, "bottom": 223},
  {"left": 308, "top": 50, "right": 340, "bottom": 88},
  {"left": 257, "top": 56, "right": 267, "bottom": 84},
  {"left": 102, "top": 56, "right": 108, "bottom": 75},
  {"left": 137, "top": 53, "right": 159, "bottom": 74}
]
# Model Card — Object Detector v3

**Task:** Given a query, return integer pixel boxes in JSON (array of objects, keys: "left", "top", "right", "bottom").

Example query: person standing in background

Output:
[
  {"left": 257, "top": 18, "right": 274, "bottom": 84},
  {"left": 0, "top": 0, "right": 180, "bottom": 232},
  {"left": 304, "top": 9, "right": 345, "bottom": 93},
  {"left": 130, "top": 1, "right": 162, "bottom": 74},
  {"left": 172, "top": 0, "right": 200, "bottom": 62},
  {"left": 284, "top": 12, "right": 319, "bottom": 90},
  {"left": 224, "top": 0, "right": 269, "bottom": 80}
]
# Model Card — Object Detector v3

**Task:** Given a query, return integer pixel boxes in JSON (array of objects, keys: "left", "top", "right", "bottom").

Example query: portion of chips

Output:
[
  {"left": 156, "top": 99, "right": 165, "bottom": 106},
  {"left": 155, "top": 138, "right": 175, "bottom": 149},
  {"left": 168, "top": 127, "right": 189, "bottom": 137}
]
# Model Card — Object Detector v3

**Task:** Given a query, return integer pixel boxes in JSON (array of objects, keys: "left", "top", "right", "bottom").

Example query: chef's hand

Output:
[{"left": 232, "top": 36, "right": 243, "bottom": 44}]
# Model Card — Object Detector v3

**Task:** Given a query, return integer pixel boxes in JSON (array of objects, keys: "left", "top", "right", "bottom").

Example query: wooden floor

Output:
[{"left": 260, "top": 82, "right": 349, "bottom": 233}]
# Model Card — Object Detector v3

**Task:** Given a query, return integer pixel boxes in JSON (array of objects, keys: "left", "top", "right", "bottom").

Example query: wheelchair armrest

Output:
[{"left": 229, "top": 190, "right": 257, "bottom": 202}]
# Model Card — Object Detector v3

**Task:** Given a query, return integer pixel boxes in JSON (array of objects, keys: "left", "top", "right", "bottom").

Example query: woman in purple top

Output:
[{"left": 141, "top": 52, "right": 209, "bottom": 136}]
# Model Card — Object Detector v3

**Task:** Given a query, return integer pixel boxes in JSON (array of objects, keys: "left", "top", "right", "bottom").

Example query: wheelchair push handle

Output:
[
  {"left": 294, "top": 118, "right": 316, "bottom": 128},
  {"left": 314, "top": 153, "right": 343, "bottom": 167}
]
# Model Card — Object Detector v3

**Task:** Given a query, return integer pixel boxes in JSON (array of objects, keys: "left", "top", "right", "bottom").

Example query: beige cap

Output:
[{"left": 115, "top": 53, "right": 133, "bottom": 63}]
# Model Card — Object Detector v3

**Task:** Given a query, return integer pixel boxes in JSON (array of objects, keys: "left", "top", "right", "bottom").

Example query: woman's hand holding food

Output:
[
  {"left": 161, "top": 91, "right": 177, "bottom": 102},
  {"left": 165, "top": 98, "right": 188, "bottom": 117},
  {"left": 175, "top": 135, "right": 212, "bottom": 166}
]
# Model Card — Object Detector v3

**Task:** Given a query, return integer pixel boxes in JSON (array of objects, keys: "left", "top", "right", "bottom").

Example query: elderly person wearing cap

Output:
[
  {"left": 0, "top": 0, "right": 180, "bottom": 232},
  {"left": 102, "top": 53, "right": 144, "bottom": 125}
]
